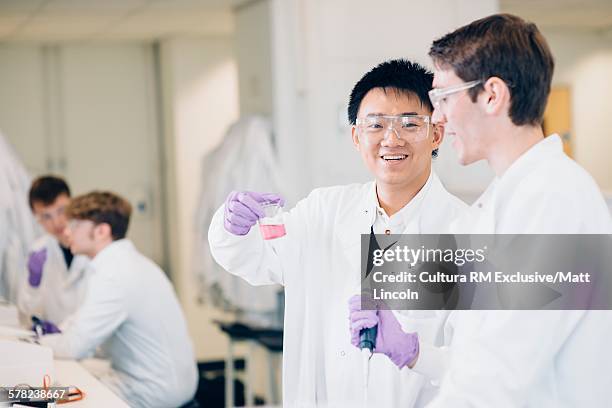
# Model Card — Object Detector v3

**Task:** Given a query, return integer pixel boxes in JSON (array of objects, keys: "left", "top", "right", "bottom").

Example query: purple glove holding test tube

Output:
[
  {"left": 27, "top": 248, "right": 48, "bottom": 288},
  {"left": 349, "top": 294, "right": 419, "bottom": 369},
  {"left": 224, "top": 191, "right": 285, "bottom": 236}
]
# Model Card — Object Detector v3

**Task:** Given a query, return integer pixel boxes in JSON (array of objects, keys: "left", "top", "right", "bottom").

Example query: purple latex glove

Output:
[
  {"left": 27, "top": 248, "right": 48, "bottom": 288},
  {"left": 224, "top": 191, "right": 285, "bottom": 236},
  {"left": 32, "top": 318, "right": 61, "bottom": 335},
  {"left": 349, "top": 294, "right": 419, "bottom": 369}
]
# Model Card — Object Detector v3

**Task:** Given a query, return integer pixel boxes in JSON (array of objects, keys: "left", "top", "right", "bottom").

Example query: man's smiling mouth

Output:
[{"left": 381, "top": 154, "right": 408, "bottom": 161}]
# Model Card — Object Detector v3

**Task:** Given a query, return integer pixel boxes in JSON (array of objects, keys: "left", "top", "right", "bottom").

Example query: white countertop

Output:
[
  {"left": 53, "top": 359, "right": 129, "bottom": 408},
  {"left": 0, "top": 305, "right": 128, "bottom": 407}
]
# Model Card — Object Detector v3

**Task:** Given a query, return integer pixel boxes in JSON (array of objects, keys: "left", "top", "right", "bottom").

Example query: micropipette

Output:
[{"left": 359, "top": 325, "right": 377, "bottom": 390}]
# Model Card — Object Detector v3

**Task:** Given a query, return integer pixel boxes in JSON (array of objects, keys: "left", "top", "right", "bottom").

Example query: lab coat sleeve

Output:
[
  {"left": 16, "top": 241, "right": 47, "bottom": 323},
  {"left": 208, "top": 194, "right": 312, "bottom": 287},
  {"left": 394, "top": 311, "right": 451, "bottom": 381},
  {"left": 426, "top": 310, "right": 585, "bottom": 408},
  {"left": 16, "top": 274, "right": 44, "bottom": 322},
  {"left": 39, "top": 269, "right": 127, "bottom": 360},
  {"left": 411, "top": 343, "right": 450, "bottom": 382}
]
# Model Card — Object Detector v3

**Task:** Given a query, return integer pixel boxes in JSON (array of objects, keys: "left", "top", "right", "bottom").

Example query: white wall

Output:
[
  {"left": 59, "top": 44, "right": 165, "bottom": 262},
  {"left": 544, "top": 30, "right": 612, "bottom": 192},
  {"left": 0, "top": 46, "right": 47, "bottom": 174},
  {"left": 159, "top": 37, "right": 240, "bottom": 360},
  {"left": 0, "top": 43, "right": 165, "bottom": 264},
  {"left": 235, "top": 0, "right": 274, "bottom": 116}
]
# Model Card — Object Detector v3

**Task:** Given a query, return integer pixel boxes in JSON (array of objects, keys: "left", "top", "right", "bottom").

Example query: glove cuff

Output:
[{"left": 390, "top": 332, "right": 419, "bottom": 369}]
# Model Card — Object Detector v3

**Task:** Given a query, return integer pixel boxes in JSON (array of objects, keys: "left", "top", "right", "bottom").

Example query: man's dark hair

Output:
[
  {"left": 429, "top": 13, "right": 554, "bottom": 127},
  {"left": 29, "top": 175, "right": 71, "bottom": 210},
  {"left": 348, "top": 59, "right": 437, "bottom": 157},
  {"left": 67, "top": 191, "right": 132, "bottom": 241}
]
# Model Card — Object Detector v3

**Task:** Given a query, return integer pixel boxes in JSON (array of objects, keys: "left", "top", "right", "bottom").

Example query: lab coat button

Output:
[
  {"left": 385, "top": 229, "right": 391, "bottom": 235},
  {"left": 340, "top": 350, "right": 346, "bottom": 357},
  {"left": 477, "top": 202, "right": 483, "bottom": 208}
]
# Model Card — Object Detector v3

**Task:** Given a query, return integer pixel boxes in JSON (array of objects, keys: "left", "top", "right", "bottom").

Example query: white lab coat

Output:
[
  {"left": 0, "top": 132, "right": 39, "bottom": 302},
  {"left": 424, "top": 135, "right": 612, "bottom": 407},
  {"left": 194, "top": 116, "right": 286, "bottom": 325},
  {"left": 209, "top": 172, "right": 467, "bottom": 407},
  {"left": 17, "top": 234, "right": 90, "bottom": 326},
  {"left": 40, "top": 240, "right": 198, "bottom": 408}
]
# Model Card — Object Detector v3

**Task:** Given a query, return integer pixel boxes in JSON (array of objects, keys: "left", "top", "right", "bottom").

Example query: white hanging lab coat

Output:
[
  {"left": 17, "top": 234, "right": 90, "bottom": 325},
  {"left": 40, "top": 240, "right": 198, "bottom": 408},
  {"left": 194, "top": 115, "right": 286, "bottom": 325},
  {"left": 209, "top": 171, "right": 467, "bottom": 407},
  {"left": 422, "top": 135, "right": 612, "bottom": 407},
  {"left": 0, "top": 132, "right": 39, "bottom": 302}
]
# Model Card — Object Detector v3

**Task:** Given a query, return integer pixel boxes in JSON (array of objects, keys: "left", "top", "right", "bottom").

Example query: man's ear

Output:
[
  {"left": 351, "top": 126, "right": 360, "bottom": 151},
  {"left": 482, "top": 76, "right": 511, "bottom": 116},
  {"left": 431, "top": 123, "right": 445, "bottom": 150},
  {"left": 95, "top": 223, "right": 113, "bottom": 240}
]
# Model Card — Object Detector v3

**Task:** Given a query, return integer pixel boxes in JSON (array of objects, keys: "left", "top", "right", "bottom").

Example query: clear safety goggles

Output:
[
  {"left": 355, "top": 114, "right": 432, "bottom": 145},
  {"left": 67, "top": 219, "right": 94, "bottom": 231},
  {"left": 428, "top": 80, "right": 482, "bottom": 110},
  {"left": 36, "top": 205, "right": 67, "bottom": 223}
]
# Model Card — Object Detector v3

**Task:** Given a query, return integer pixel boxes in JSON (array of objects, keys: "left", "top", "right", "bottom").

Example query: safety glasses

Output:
[
  {"left": 36, "top": 205, "right": 67, "bottom": 223},
  {"left": 355, "top": 114, "right": 432, "bottom": 145},
  {"left": 428, "top": 80, "right": 482, "bottom": 110},
  {"left": 67, "top": 219, "right": 94, "bottom": 231}
]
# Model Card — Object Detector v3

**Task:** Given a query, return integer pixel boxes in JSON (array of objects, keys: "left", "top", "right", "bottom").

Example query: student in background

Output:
[
  {"left": 40, "top": 191, "right": 198, "bottom": 408},
  {"left": 18, "top": 176, "right": 89, "bottom": 333}
]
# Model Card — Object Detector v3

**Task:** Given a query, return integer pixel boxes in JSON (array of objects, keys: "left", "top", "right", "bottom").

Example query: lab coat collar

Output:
[
  {"left": 364, "top": 181, "right": 379, "bottom": 226},
  {"left": 36, "top": 234, "right": 88, "bottom": 287},
  {"left": 478, "top": 134, "right": 562, "bottom": 208},
  {"left": 373, "top": 170, "right": 434, "bottom": 229},
  {"left": 336, "top": 170, "right": 452, "bottom": 284},
  {"left": 465, "top": 134, "right": 563, "bottom": 233},
  {"left": 336, "top": 170, "right": 442, "bottom": 250},
  {"left": 90, "top": 239, "right": 134, "bottom": 269},
  {"left": 498, "top": 134, "right": 561, "bottom": 184},
  {"left": 64, "top": 255, "right": 90, "bottom": 287},
  {"left": 335, "top": 182, "right": 377, "bottom": 250}
]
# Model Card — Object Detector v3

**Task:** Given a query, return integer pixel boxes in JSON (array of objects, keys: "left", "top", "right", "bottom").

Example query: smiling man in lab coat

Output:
[
  {"left": 209, "top": 59, "right": 467, "bottom": 407},
  {"left": 40, "top": 191, "right": 198, "bottom": 408},
  {"left": 18, "top": 176, "right": 90, "bottom": 333},
  {"left": 350, "top": 14, "right": 612, "bottom": 407}
]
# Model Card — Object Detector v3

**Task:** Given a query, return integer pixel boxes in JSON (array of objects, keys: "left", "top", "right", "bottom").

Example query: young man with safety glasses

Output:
[
  {"left": 350, "top": 14, "right": 612, "bottom": 407},
  {"left": 17, "top": 176, "right": 90, "bottom": 334},
  {"left": 209, "top": 59, "right": 467, "bottom": 407}
]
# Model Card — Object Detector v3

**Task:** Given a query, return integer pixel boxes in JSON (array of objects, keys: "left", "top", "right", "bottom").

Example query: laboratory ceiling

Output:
[
  {"left": 0, "top": 0, "right": 252, "bottom": 42},
  {"left": 0, "top": 0, "right": 611, "bottom": 43},
  {"left": 501, "top": 0, "right": 612, "bottom": 33}
]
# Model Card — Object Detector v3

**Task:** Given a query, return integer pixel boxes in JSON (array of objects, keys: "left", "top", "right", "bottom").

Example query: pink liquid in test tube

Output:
[{"left": 259, "top": 224, "right": 286, "bottom": 240}]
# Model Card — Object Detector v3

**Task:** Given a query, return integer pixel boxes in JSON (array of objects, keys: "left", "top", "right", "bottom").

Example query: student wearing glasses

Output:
[
  {"left": 18, "top": 176, "right": 90, "bottom": 334},
  {"left": 209, "top": 59, "right": 467, "bottom": 407}
]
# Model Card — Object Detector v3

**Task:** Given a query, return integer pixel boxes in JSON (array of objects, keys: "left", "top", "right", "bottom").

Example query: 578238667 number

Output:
[{"left": 1, "top": 386, "right": 70, "bottom": 403}]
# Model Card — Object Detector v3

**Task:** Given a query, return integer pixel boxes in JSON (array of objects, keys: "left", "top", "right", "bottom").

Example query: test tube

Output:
[{"left": 258, "top": 202, "right": 286, "bottom": 240}]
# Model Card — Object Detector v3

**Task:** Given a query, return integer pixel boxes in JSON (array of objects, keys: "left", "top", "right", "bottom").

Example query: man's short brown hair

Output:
[
  {"left": 429, "top": 13, "right": 554, "bottom": 127},
  {"left": 67, "top": 191, "right": 132, "bottom": 240}
]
